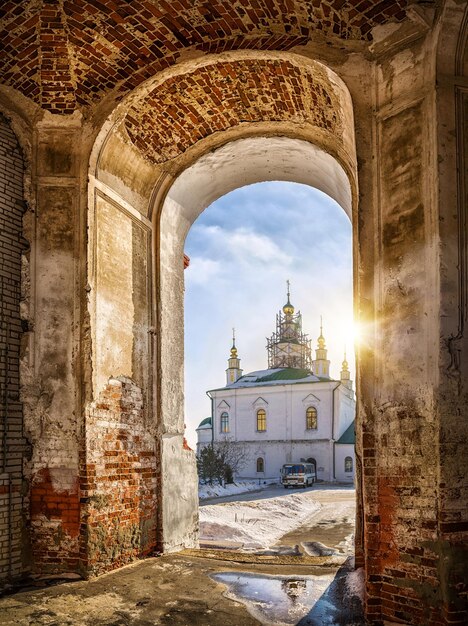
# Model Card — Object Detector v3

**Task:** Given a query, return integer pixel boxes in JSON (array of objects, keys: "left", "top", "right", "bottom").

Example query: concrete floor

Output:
[
  {"left": 0, "top": 552, "right": 364, "bottom": 626},
  {"left": 1, "top": 487, "right": 363, "bottom": 625}
]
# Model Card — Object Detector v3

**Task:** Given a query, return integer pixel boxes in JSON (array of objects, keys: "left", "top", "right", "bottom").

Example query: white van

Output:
[{"left": 281, "top": 463, "right": 316, "bottom": 488}]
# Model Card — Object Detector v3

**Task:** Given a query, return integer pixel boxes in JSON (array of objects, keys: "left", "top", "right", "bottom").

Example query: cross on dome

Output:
[{"left": 283, "top": 279, "right": 294, "bottom": 315}]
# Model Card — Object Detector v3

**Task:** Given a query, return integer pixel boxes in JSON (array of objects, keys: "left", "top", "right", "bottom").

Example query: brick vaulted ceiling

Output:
[
  {"left": 0, "top": 0, "right": 422, "bottom": 114},
  {"left": 124, "top": 58, "right": 342, "bottom": 164}
]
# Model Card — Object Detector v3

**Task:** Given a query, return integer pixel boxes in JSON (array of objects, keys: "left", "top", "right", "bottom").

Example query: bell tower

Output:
[
  {"left": 340, "top": 350, "right": 353, "bottom": 390},
  {"left": 226, "top": 328, "right": 242, "bottom": 385},
  {"left": 312, "top": 317, "right": 330, "bottom": 378}
]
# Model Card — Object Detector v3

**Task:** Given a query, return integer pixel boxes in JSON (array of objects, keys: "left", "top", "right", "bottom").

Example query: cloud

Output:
[
  {"left": 190, "top": 223, "right": 292, "bottom": 268},
  {"left": 186, "top": 256, "right": 222, "bottom": 285}
]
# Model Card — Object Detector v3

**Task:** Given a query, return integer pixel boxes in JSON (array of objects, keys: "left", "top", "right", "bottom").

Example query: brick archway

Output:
[{"left": 88, "top": 50, "right": 358, "bottom": 559}]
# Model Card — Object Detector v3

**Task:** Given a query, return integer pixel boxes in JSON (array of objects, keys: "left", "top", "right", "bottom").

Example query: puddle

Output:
[{"left": 211, "top": 570, "right": 363, "bottom": 626}]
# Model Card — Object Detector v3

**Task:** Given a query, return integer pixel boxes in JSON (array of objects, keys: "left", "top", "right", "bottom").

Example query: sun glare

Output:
[{"left": 344, "top": 320, "right": 362, "bottom": 350}]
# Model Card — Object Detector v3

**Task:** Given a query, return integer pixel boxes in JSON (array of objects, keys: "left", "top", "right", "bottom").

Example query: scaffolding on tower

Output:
[{"left": 266, "top": 307, "right": 312, "bottom": 370}]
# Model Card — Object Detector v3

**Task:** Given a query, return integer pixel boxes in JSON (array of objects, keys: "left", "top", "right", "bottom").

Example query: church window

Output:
[
  {"left": 256, "top": 457, "right": 264, "bottom": 473},
  {"left": 345, "top": 456, "right": 353, "bottom": 472},
  {"left": 306, "top": 406, "right": 317, "bottom": 429},
  {"left": 220, "top": 412, "right": 229, "bottom": 433},
  {"left": 256, "top": 408, "right": 266, "bottom": 431}
]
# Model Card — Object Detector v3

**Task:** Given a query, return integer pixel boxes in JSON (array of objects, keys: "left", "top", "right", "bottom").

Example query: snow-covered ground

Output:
[
  {"left": 200, "top": 490, "right": 322, "bottom": 549},
  {"left": 199, "top": 479, "right": 278, "bottom": 500}
]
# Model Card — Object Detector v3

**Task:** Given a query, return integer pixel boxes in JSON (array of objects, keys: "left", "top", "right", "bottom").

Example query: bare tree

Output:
[
  {"left": 214, "top": 437, "right": 251, "bottom": 483},
  {"left": 197, "top": 438, "right": 251, "bottom": 485}
]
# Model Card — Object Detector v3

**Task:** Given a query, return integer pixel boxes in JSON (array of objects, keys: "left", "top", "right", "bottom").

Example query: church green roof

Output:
[
  {"left": 255, "top": 368, "right": 311, "bottom": 382},
  {"left": 336, "top": 421, "right": 355, "bottom": 444},
  {"left": 208, "top": 367, "right": 333, "bottom": 392},
  {"left": 197, "top": 417, "right": 212, "bottom": 428}
]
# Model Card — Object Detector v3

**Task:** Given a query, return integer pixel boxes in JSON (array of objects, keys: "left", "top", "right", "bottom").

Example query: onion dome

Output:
[
  {"left": 283, "top": 279, "right": 295, "bottom": 315},
  {"left": 317, "top": 316, "right": 326, "bottom": 349}
]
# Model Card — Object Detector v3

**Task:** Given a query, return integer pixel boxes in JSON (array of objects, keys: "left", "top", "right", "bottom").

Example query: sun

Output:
[{"left": 344, "top": 320, "right": 363, "bottom": 350}]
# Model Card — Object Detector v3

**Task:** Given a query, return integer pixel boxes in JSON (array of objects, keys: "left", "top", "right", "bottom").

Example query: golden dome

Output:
[
  {"left": 283, "top": 299, "right": 295, "bottom": 315},
  {"left": 283, "top": 280, "right": 294, "bottom": 315},
  {"left": 230, "top": 328, "right": 238, "bottom": 358},
  {"left": 317, "top": 316, "right": 326, "bottom": 348},
  {"left": 342, "top": 349, "right": 349, "bottom": 371}
]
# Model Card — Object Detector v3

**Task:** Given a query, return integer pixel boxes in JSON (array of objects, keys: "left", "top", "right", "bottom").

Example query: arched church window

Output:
[
  {"left": 256, "top": 457, "right": 264, "bottom": 473},
  {"left": 306, "top": 406, "right": 317, "bottom": 429},
  {"left": 220, "top": 412, "right": 229, "bottom": 433},
  {"left": 256, "top": 408, "right": 266, "bottom": 431},
  {"left": 345, "top": 456, "right": 353, "bottom": 472}
]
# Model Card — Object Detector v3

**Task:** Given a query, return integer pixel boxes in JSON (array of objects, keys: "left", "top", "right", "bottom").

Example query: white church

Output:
[{"left": 196, "top": 288, "right": 356, "bottom": 483}]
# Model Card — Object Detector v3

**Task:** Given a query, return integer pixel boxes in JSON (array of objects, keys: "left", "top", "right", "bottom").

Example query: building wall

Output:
[
  {"left": 0, "top": 114, "right": 26, "bottom": 584},
  {"left": 212, "top": 383, "right": 337, "bottom": 443},
  {"left": 334, "top": 386, "right": 355, "bottom": 440},
  {"left": 236, "top": 440, "right": 334, "bottom": 481},
  {"left": 209, "top": 381, "right": 355, "bottom": 482}
]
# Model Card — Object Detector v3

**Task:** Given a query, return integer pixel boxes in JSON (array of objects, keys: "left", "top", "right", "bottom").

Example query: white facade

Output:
[{"left": 196, "top": 293, "right": 356, "bottom": 483}]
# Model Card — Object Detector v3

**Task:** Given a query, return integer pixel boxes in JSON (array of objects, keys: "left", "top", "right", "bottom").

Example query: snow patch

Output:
[
  {"left": 200, "top": 491, "right": 321, "bottom": 549},
  {"left": 199, "top": 479, "right": 277, "bottom": 500}
]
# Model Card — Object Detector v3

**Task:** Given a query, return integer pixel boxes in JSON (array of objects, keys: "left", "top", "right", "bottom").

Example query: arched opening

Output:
[
  {"left": 220, "top": 412, "right": 229, "bottom": 434},
  {"left": 159, "top": 133, "right": 357, "bottom": 559},
  {"left": 87, "top": 50, "right": 358, "bottom": 569}
]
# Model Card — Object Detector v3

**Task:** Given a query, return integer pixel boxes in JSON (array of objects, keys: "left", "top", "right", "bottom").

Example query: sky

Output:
[{"left": 184, "top": 181, "right": 354, "bottom": 448}]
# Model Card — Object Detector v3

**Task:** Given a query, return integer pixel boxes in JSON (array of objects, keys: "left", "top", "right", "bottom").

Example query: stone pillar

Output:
[
  {"left": 435, "top": 4, "right": 468, "bottom": 623},
  {"left": 352, "top": 23, "right": 467, "bottom": 623},
  {"left": 25, "top": 115, "right": 83, "bottom": 573},
  {"left": 157, "top": 196, "right": 199, "bottom": 553}
]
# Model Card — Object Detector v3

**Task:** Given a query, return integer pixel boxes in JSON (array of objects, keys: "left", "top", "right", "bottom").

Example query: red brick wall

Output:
[
  {"left": 0, "top": 114, "right": 27, "bottom": 584},
  {"left": 80, "top": 377, "right": 157, "bottom": 577},
  {"left": 30, "top": 468, "right": 81, "bottom": 573}
]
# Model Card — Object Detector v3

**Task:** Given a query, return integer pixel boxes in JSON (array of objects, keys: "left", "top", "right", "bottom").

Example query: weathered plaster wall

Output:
[
  {"left": 92, "top": 193, "right": 151, "bottom": 398},
  {"left": 159, "top": 434, "right": 199, "bottom": 552},
  {"left": 0, "top": 114, "right": 27, "bottom": 584},
  {"left": 351, "top": 20, "right": 467, "bottom": 623},
  {"left": 24, "top": 117, "right": 83, "bottom": 574}
]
